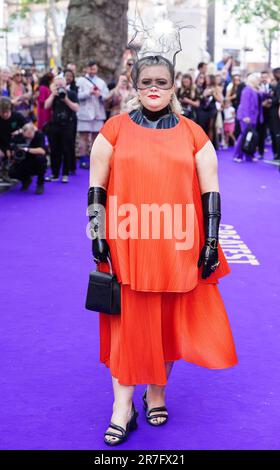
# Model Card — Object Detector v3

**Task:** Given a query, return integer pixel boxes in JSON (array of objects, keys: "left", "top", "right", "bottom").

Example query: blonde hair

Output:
[
  {"left": 246, "top": 73, "right": 260, "bottom": 89},
  {"left": 10, "top": 69, "right": 24, "bottom": 99},
  {"left": 23, "top": 122, "right": 35, "bottom": 133},
  {"left": 54, "top": 75, "right": 66, "bottom": 86},
  {"left": 126, "top": 91, "right": 183, "bottom": 116},
  {"left": 0, "top": 67, "right": 10, "bottom": 88}
]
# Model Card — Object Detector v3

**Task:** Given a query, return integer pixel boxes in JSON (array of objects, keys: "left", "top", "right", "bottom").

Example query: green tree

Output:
[
  {"left": 8, "top": 0, "right": 60, "bottom": 67},
  {"left": 228, "top": 0, "right": 280, "bottom": 66}
]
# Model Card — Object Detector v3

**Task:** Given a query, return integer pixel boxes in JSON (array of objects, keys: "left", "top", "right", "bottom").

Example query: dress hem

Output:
[{"left": 100, "top": 356, "right": 238, "bottom": 386}]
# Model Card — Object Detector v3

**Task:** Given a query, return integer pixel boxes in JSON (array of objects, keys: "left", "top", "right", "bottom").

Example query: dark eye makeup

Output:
[
  {"left": 141, "top": 79, "right": 168, "bottom": 84},
  {"left": 137, "top": 77, "right": 173, "bottom": 90}
]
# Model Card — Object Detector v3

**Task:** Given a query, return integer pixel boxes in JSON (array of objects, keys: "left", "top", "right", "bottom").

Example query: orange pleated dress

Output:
[{"left": 97, "top": 112, "right": 238, "bottom": 386}]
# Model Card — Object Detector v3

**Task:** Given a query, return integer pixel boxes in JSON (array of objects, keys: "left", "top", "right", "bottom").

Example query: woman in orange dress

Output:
[{"left": 88, "top": 55, "right": 238, "bottom": 446}]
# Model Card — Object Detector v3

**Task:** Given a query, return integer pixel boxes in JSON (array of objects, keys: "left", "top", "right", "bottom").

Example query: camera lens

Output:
[
  {"left": 14, "top": 149, "right": 25, "bottom": 161},
  {"left": 58, "top": 87, "right": 66, "bottom": 99}
]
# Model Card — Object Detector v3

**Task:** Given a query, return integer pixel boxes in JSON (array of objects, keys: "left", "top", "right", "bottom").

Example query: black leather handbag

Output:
[
  {"left": 85, "top": 255, "right": 121, "bottom": 314},
  {"left": 241, "top": 125, "right": 259, "bottom": 155}
]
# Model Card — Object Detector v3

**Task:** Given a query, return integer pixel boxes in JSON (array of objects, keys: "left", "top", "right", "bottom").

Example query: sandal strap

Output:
[
  {"left": 104, "top": 402, "right": 137, "bottom": 439},
  {"left": 107, "top": 422, "right": 126, "bottom": 436},
  {"left": 147, "top": 413, "right": 168, "bottom": 419},
  {"left": 104, "top": 431, "right": 124, "bottom": 439},
  {"left": 148, "top": 406, "right": 168, "bottom": 414}
]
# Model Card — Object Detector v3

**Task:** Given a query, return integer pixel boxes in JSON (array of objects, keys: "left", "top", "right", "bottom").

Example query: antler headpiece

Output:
[{"left": 127, "top": 1, "right": 194, "bottom": 68}]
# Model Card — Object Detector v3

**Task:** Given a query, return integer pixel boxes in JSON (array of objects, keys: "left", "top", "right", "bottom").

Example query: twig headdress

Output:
[{"left": 127, "top": 1, "right": 194, "bottom": 68}]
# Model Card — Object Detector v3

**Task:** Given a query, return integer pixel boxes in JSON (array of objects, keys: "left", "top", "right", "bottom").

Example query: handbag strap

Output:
[
  {"left": 84, "top": 75, "right": 95, "bottom": 86},
  {"left": 95, "top": 254, "right": 113, "bottom": 275}
]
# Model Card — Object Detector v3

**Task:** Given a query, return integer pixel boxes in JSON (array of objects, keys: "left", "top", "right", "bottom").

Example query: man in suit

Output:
[
  {"left": 257, "top": 70, "right": 275, "bottom": 159},
  {"left": 269, "top": 68, "right": 280, "bottom": 160}
]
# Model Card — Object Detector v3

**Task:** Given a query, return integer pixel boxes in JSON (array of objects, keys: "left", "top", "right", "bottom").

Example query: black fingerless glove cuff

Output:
[
  {"left": 201, "top": 191, "right": 221, "bottom": 241},
  {"left": 88, "top": 186, "right": 107, "bottom": 219}
]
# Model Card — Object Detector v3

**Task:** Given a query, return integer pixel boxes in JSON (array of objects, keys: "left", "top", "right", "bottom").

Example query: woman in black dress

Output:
[{"left": 196, "top": 74, "right": 223, "bottom": 143}]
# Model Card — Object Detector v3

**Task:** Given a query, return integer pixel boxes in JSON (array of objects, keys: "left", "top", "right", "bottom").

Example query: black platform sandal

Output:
[
  {"left": 104, "top": 401, "right": 139, "bottom": 446},
  {"left": 143, "top": 389, "right": 168, "bottom": 426}
]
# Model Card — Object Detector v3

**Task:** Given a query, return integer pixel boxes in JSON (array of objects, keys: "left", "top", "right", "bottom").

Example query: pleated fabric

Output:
[
  {"left": 99, "top": 281, "right": 238, "bottom": 386},
  {"left": 96, "top": 112, "right": 238, "bottom": 385},
  {"left": 99, "top": 112, "right": 230, "bottom": 291}
]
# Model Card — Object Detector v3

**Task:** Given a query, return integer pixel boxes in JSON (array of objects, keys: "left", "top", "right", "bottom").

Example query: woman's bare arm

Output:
[
  {"left": 89, "top": 133, "right": 114, "bottom": 188},
  {"left": 214, "top": 86, "right": 223, "bottom": 103},
  {"left": 182, "top": 97, "right": 200, "bottom": 108},
  {"left": 195, "top": 140, "right": 219, "bottom": 194}
]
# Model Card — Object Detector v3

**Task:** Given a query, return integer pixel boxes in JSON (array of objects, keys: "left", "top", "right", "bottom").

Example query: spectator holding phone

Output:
[
  {"left": 76, "top": 60, "right": 109, "bottom": 168},
  {"left": 10, "top": 70, "right": 33, "bottom": 120}
]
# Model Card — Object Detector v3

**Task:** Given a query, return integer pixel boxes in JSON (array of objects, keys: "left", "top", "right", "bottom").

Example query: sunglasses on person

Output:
[{"left": 127, "top": 62, "right": 134, "bottom": 67}]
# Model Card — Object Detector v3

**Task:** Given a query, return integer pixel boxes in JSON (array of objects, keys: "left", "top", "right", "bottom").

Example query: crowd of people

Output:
[
  {"left": 1, "top": 53, "right": 280, "bottom": 195},
  {"left": 0, "top": 58, "right": 138, "bottom": 194},
  {"left": 175, "top": 58, "right": 280, "bottom": 162}
]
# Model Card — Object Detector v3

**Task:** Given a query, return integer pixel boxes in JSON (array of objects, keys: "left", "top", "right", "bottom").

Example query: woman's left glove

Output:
[{"left": 198, "top": 191, "right": 221, "bottom": 279}]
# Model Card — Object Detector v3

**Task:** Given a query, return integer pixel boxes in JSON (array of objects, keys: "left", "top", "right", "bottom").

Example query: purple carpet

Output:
[{"left": 0, "top": 147, "right": 280, "bottom": 450}]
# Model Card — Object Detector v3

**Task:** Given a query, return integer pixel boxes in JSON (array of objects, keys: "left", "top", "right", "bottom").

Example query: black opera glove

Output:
[
  {"left": 88, "top": 186, "right": 110, "bottom": 263},
  {"left": 197, "top": 191, "right": 221, "bottom": 279},
  {"left": 198, "top": 238, "right": 219, "bottom": 279}
]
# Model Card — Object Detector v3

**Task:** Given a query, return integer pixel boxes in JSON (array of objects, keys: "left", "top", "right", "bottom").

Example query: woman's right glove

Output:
[{"left": 88, "top": 186, "right": 110, "bottom": 263}]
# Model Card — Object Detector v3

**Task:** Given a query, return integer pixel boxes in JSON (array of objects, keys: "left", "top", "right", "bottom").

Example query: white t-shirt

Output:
[{"left": 223, "top": 106, "right": 235, "bottom": 124}]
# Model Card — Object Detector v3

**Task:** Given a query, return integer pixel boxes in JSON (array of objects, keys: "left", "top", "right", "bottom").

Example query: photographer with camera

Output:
[
  {"left": 0, "top": 97, "right": 26, "bottom": 182},
  {"left": 8, "top": 122, "right": 47, "bottom": 194},
  {"left": 44, "top": 75, "right": 79, "bottom": 183}
]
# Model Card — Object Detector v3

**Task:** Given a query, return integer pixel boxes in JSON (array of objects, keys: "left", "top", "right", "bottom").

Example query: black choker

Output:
[{"left": 141, "top": 105, "right": 171, "bottom": 121}]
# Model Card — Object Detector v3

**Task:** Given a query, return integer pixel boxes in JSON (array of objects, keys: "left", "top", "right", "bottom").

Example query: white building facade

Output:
[{"left": 1, "top": 0, "right": 279, "bottom": 71}]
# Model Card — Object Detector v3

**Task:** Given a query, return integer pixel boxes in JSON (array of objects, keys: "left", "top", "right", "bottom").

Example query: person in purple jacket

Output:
[{"left": 233, "top": 73, "right": 262, "bottom": 162}]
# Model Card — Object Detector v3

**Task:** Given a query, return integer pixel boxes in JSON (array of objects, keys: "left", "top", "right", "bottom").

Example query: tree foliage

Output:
[
  {"left": 226, "top": 0, "right": 280, "bottom": 62},
  {"left": 10, "top": 0, "right": 60, "bottom": 19},
  {"left": 7, "top": 0, "right": 61, "bottom": 64},
  {"left": 229, "top": 0, "right": 280, "bottom": 34}
]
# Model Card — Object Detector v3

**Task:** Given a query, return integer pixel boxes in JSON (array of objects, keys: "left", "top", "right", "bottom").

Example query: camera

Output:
[
  {"left": 57, "top": 87, "right": 66, "bottom": 100},
  {"left": 10, "top": 143, "right": 28, "bottom": 162}
]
